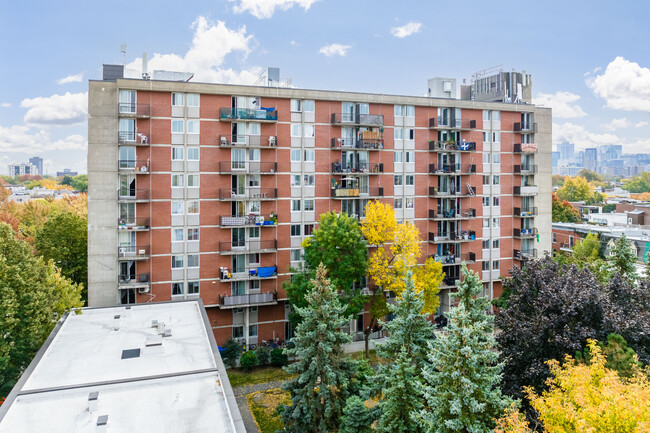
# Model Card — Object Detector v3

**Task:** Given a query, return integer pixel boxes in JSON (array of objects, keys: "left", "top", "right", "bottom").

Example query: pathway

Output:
[{"left": 232, "top": 380, "right": 288, "bottom": 433}]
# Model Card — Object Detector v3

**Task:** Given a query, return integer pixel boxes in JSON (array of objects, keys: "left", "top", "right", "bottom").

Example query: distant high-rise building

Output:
[
  {"left": 584, "top": 148, "right": 597, "bottom": 172},
  {"left": 557, "top": 142, "right": 574, "bottom": 162},
  {"left": 29, "top": 156, "right": 44, "bottom": 176},
  {"left": 56, "top": 169, "right": 78, "bottom": 177},
  {"left": 460, "top": 67, "right": 532, "bottom": 104},
  {"left": 552, "top": 151, "right": 560, "bottom": 168},
  {"left": 8, "top": 162, "right": 37, "bottom": 177}
]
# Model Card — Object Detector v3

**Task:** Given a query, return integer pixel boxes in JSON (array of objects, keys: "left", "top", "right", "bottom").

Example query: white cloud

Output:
[
  {"left": 126, "top": 16, "right": 260, "bottom": 85},
  {"left": 229, "top": 0, "right": 319, "bottom": 19},
  {"left": 532, "top": 91, "right": 586, "bottom": 118},
  {"left": 636, "top": 121, "right": 649, "bottom": 127},
  {"left": 290, "top": 40, "right": 297, "bottom": 46},
  {"left": 0, "top": 125, "right": 86, "bottom": 153},
  {"left": 553, "top": 122, "right": 620, "bottom": 151},
  {"left": 587, "top": 56, "right": 650, "bottom": 112},
  {"left": 583, "top": 66, "right": 602, "bottom": 77},
  {"left": 21, "top": 92, "right": 88, "bottom": 126},
  {"left": 602, "top": 118, "right": 649, "bottom": 131},
  {"left": 318, "top": 43, "right": 350, "bottom": 57},
  {"left": 56, "top": 73, "right": 84, "bottom": 85},
  {"left": 1, "top": 103, "right": 10, "bottom": 108},
  {"left": 390, "top": 22, "right": 422, "bottom": 38}
]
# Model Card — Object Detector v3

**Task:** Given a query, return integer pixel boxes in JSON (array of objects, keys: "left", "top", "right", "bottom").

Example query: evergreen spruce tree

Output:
[
  {"left": 644, "top": 251, "right": 650, "bottom": 282},
  {"left": 281, "top": 263, "right": 352, "bottom": 433},
  {"left": 339, "top": 395, "right": 374, "bottom": 433},
  {"left": 609, "top": 233, "right": 637, "bottom": 282},
  {"left": 416, "top": 264, "right": 511, "bottom": 433}
]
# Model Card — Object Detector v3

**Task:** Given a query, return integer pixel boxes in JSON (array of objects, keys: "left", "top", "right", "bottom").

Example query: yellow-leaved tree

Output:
[{"left": 361, "top": 200, "right": 444, "bottom": 357}]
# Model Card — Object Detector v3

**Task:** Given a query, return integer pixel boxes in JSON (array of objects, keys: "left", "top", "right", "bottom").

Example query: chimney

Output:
[
  {"left": 88, "top": 392, "right": 98, "bottom": 412},
  {"left": 97, "top": 415, "right": 108, "bottom": 433},
  {"left": 142, "top": 52, "right": 148, "bottom": 76}
]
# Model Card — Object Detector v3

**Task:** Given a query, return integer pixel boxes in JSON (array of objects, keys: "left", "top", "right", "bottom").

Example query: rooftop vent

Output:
[
  {"left": 97, "top": 415, "right": 108, "bottom": 433},
  {"left": 113, "top": 315, "right": 121, "bottom": 332},
  {"left": 145, "top": 335, "right": 164, "bottom": 354},
  {"left": 88, "top": 392, "right": 99, "bottom": 412},
  {"left": 121, "top": 348, "right": 141, "bottom": 359}
]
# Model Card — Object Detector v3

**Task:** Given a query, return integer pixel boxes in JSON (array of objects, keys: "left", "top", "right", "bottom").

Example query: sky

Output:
[{"left": 1, "top": 0, "right": 649, "bottom": 175}]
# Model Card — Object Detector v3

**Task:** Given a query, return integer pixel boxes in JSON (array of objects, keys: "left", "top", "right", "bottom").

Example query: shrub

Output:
[
  {"left": 271, "top": 348, "right": 288, "bottom": 367},
  {"left": 240, "top": 350, "right": 259, "bottom": 371},
  {"left": 256, "top": 346, "right": 272, "bottom": 366},
  {"left": 223, "top": 338, "right": 242, "bottom": 368}
]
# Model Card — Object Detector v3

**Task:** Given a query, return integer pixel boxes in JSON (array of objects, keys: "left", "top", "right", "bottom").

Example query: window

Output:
[
  {"left": 248, "top": 253, "right": 260, "bottom": 265},
  {"left": 493, "top": 239, "right": 500, "bottom": 248},
  {"left": 483, "top": 110, "right": 490, "bottom": 122},
  {"left": 303, "top": 125, "right": 315, "bottom": 138},
  {"left": 187, "top": 281, "right": 199, "bottom": 294},
  {"left": 483, "top": 196, "right": 490, "bottom": 207},
  {"left": 186, "top": 93, "right": 199, "bottom": 107},
  {"left": 483, "top": 153, "right": 491, "bottom": 164},
  {"left": 406, "top": 105, "right": 415, "bottom": 117},
  {"left": 171, "top": 201, "right": 184, "bottom": 215},
  {"left": 249, "top": 175, "right": 260, "bottom": 187},
  {"left": 291, "top": 124, "right": 302, "bottom": 137},
  {"left": 483, "top": 175, "right": 490, "bottom": 185},
  {"left": 304, "top": 149, "right": 315, "bottom": 162},
  {"left": 119, "top": 90, "right": 136, "bottom": 113},
  {"left": 493, "top": 197, "right": 500, "bottom": 207},
  {"left": 172, "top": 228, "right": 184, "bottom": 242},
  {"left": 394, "top": 128, "right": 403, "bottom": 140},
  {"left": 303, "top": 100, "right": 315, "bottom": 112},
  {"left": 172, "top": 119, "right": 184, "bottom": 133},
  {"left": 492, "top": 111, "right": 500, "bottom": 121},
  {"left": 172, "top": 147, "right": 184, "bottom": 160},
  {"left": 187, "top": 201, "right": 199, "bottom": 214},
  {"left": 304, "top": 199, "right": 314, "bottom": 211},
  {"left": 291, "top": 174, "right": 301, "bottom": 186},
  {"left": 394, "top": 175, "right": 403, "bottom": 186},
  {"left": 248, "top": 123, "right": 261, "bottom": 135},
  {"left": 187, "top": 147, "right": 199, "bottom": 160},
  {"left": 483, "top": 131, "right": 489, "bottom": 142},
  {"left": 232, "top": 326, "right": 244, "bottom": 338},
  {"left": 249, "top": 227, "right": 260, "bottom": 239},
  {"left": 171, "top": 255, "right": 184, "bottom": 268},
  {"left": 406, "top": 197, "right": 414, "bottom": 209},
  {"left": 292, "top": 199, "right": 301, "bottom": 211},
  {"left": 493, "top": 132, "right": 500, "bottom": 143},
  {"left": 304, "top": 224, "right": 314, "bottom": 236},
  {"left": 493, "top": 153, "right": 500, "bottom": 163},
  {"left": 493, "top": 217, "right": 500, "bottom": 227},
  {"left": 172, "top": 282, "right": 184, "bottom": 296},
  {"left": 406, "top": 151, "right": 414, "bottom": 162},
  {"left": 172, "top": 93, "right": 184, "bottom": 106},
  {"left": 406, "top": 175, "right": 414, "bottom": 186},
  {"left": 291, "top": 224, "right": 301, "bottom": 236},
  {"left": 171, "top": 174, "right": 184, "bottom": 187},
  {"left": 394, "top": 152, "right": 403, "bottom": 162},
  {"left": 493, "top": 175, "right": 500, "bottom": 185},
  {"left": 250, "top": 280, "right": 260, "bottom": 291},
  {"left": 249, "top": 324, "right": 258, "bottom": 337},
  {"left": 187, "top": 254, "right": 199, "bottom": 268},
  {"left": 407, "top": 129, "right": 415, "bottom": 140},
  {"left": 304, "top": 174, "right": 315, "bottom": 186},
  {"left": 394, "top": 105, "right": 404, "bottom": 116},
  {"left": 482, "top": 239, "right": 490, "bottom": 249},
  {"left": 482, "top": 261, "right": 490, "bottom": 271},
  {"left": 291, "top": 149, "right": 301, "bottom": 162},
  {"left": 394, "top": 198, "right": 403, "bottom": 209},
  {"left": 290, "top": 249, "right": 302, "bottom": 262},
  {"left": 187, "top": 228, "right": 199, "bottom": 241},
  {"left": 492, "top": 260, "right": 500, "bottom": 269},
  {"left": 553, "top": 233, "right": 557, "bottom": 243},
  {"left": 290, "top": 99, "right": 301, "bottom": 112},
  {"left": 187, "top": 174, "right": 199, "bottom": 187},
  {"left": 187, "top": 120, "right": 199, "bottom": 134},
  {"left": 483, "top": 218, "right": 490, "bottom": 228}
]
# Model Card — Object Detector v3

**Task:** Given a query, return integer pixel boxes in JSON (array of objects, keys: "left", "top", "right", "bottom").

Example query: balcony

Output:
[
  {"left": 218, "top": 161, "right": 278, "bottom": 175},
  {"left": 219, "top": 239, "right": 277, "bottom": 254},
  {"left": 118, "top": 160, "right": 150, "bottom": 173},
  {"left": 428, "top": 140, "right": 477, "bottom": 152},
  {"left": 118, "top": 131, "right": 150, "bottom": 145},
  {"left": 331, "top": 162, "right": 383, "bottom": 174},
  {"left": 220, "top": 215, "right": 277, "bottom": 227},
  {"left": 118, "top": 103, "right": 150, "bottom": 118},
  {"left": 219, "top": 134, "right": 278, "bottom": 148},
  {"left": 433, "top": 252, "right": 476, "bottom": 265},
  {"left": 218, "top": 188, "right": 278, "bottom": 201},
  {"left": 514, "top": 164, "right": 538, "bottom": 174},
  {"left": 331, "top": 112, "right": 384, "bottom": 126},
  {"left": 118, "top": 272, "right": 150, "bottom": 290},
  {"left": 118, "top": 217, "right": 150, "bottom": 231},
  {"left": 429, "top": 163, "right": 476, "bottom": 175},
  {"left": 514, "top": 228, "right": 536, "bottom": 239},
  {"left": 428, "top": 208, "right": 476, "bottom": 221},
  {"left": 219, "top": 266, "right": 278, "bottom": 282},
  {"left": 118, "top": 245, "right": 150, "bottom": 261},
  {"left": 441, "top": 277, "right": 460, "bottom": 289},
  {"left": 514, "top": 122, "right": 538, "bottom": 133},
  {"left": 219, "top": 291, "right": 277, "bottom": 309},
  {"left": 514, "top": 248, "right": 537, "bottom": 260},
  {"left": 513, "top": 186, "right": 538, "bottom": 196},
  {"left": 118, "top": 189, "right": 150, "bottom": 202},
  {"left": 428, "top": 117, "right": 476, "bottom": 130},
  {"left": 429, "top": 186, "right": 477, "bottom": 198},
  {"left": 331, "top": 136, "right": 384, "bottom": 150},
  {"left": 428, "top": 231, "right": 476, "bottom": 243},
  {"left": 219, "top": 107, "right": 278, "bottom": 122},
  {"left": 331, "top": 186, "right": 383, "bottom": 198},
  {"left": 514, "top": 207, "right": 538, "bottom": 218},
  {"left": 514, "top": 143, "right": 538, "bottom": 153}
]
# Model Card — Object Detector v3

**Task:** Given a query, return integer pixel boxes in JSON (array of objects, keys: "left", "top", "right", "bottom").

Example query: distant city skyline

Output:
[{"left": 2, "top": 0, "right": 650, "bottom": 175}]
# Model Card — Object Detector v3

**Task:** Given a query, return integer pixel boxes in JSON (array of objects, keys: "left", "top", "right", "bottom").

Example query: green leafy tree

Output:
[
  {"left": 556, "top": 176, "right": 592, "bottom": 202},
  {"left": 240, "top": 350, "right": 258, "bottom": 371},
  {"left": 623, "top": 171, "right": 650, "bottom": 193},
  {"left": 416, "top": 265, "right": 511, "bottom": 432},
  {"left": 586, "top": 190, "right": 604, "bottom": 205},
  {"left": 222, "top": 338, "right": 242, "bottom": 368},
  {"left": 602, "top": 203, "right": 617, "bottom": 213},
  {"left": 645, "top": 251, "right": 650, "bottom": 282},
  {"left": 0, "top": 223, "right": 83, "bottom": 398},
  {"left": 281, "top": 264, "right": 352, "bottom": 433},
  {"left": 340, "top": 396, "right": 374, "bottom": 433},
  {"left": 60, "top": 175, "right": 74, "bottom": 186},
  {"left": 572, "top": 232, "right": 601, "bottom": 262},
  {"left": 608, "top": 233, "right": 637, "bottom": 282},
  {"left": 256, "top": 346, "right": 271, "bottom": 366},
  {"left": 271, "top": 347, "right": 288, "bottom": 367},
  {"left": 552, "top": 193, "right": 580, "bottom": 223},
  {"left": 575, "top": 333, "right": 641, "bottom": 379},
  {"left": 71, "top": 174, "right": 88, "bottom": 192},
  {"left": 35, "top": 211, "right": 88, "bottom": 303},
  {"left": 578, "top": 169, "right": 603, "bottom": 183}
]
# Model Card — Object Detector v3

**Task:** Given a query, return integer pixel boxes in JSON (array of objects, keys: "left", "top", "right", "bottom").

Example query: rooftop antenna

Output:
[{"left": 120, "top": 43, "right": 126, "bottom": 67}]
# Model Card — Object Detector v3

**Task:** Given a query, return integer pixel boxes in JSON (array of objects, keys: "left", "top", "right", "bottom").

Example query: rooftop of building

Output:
[
  {"left": 553, "top": 221, "right": 650, "bottom": 242},
  {"left": 0, "top": 300, "right": 245, "bottom": 433}
]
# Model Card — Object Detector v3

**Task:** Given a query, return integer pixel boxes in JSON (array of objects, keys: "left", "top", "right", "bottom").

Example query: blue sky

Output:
[{"left": 1, "top": 0, "right": 649, "bottom": 175}]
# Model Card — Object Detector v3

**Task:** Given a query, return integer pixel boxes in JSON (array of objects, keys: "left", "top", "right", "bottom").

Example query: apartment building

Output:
[{"left": 88, "top": 67, "right": 552, "bottom": 347}]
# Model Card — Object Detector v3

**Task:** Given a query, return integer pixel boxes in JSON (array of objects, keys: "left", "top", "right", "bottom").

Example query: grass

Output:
[
  {"left": 227, "top": 366, "right": 295, "bottom": 388},
  {"left": 350, "top": 349, "right": 382, "bottom": 365},
  {"left": 247, "top": 388, "right": 290, "bottom": 433}
]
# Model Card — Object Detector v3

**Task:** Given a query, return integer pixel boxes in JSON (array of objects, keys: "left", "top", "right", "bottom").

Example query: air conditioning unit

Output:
[
  {"left": 269, "top": 136, "right": 276, "bottom": 146},
  {"left": 138, "top": 249, "right": 146, "bottom": 255},
  {"left": 139, "top": 287, "right": 150, "bottom": 293},
  {"left": 141, "top": 166, "right": 148, "bottom": 172},
  {"left": 119, "top": 247, "right": 126, "bottom": 255},
  {"left": 220, "top": 136, "right": 228, "bottom": 146}
]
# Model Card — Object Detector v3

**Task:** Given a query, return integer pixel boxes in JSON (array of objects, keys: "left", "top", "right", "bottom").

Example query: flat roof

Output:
[{"left": 0, "top": 300, "right": 245, "bottom": 433}]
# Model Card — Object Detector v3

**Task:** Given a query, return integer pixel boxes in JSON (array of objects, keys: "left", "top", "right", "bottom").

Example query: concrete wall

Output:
[{"left": 534, "top": 106, "right": 553, "bottom": 256}]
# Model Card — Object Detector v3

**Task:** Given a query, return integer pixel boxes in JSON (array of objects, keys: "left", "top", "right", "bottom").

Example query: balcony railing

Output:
[
  {"left": 513, "top": 186, "right": 538, "bottom": 196},
  {"left": 219, "top": 239, "right": 277, "bottom": 253},
  {"left": 428, "top": 208, "right": 476, "bottom": 220},
  {"left": 219, "top": 107, "right": 278, "bottom": 122},
  {"left": 429, "top": 186, "right": 477, "bottom": 197},
  {"left": 331, "top": 113, "right": 384, "bottom": 126},
  {"left": 118, "top": 131, "right": 150, "bottom": 145},
  {"left": 514, "top": 143, "right": 538, "bottom": 153},
  {"left": 514, "top": 228, "right": 536, "bottom": 239},
  {"left": 441, "top": 277, "right": 460, "bottom": 288},
  {"left": 219, "top": 266, "right": 278, "bottom": 281},
  {"left": 429, "top": 117, "right": 476, "bottom": 130},
  {"left": 331, "top": 137, "right": 384, "bottom": 150},
  {"left": 118, "top": 245, "right": 150, "bottom": 259},
  {"left": 433, "top": 252, "right": 476, "bottom": 265},
  {"left": 220, "top": 215, "right": 277, "bottom": 227},
  {"left": 513, "top": 207, "right": 538, "bottom": 217},
  {"left": 514, "top": 248, "right": 538, "bottom": 260},
  {"left": 218, "top": 161, "right": 278, "bottom": 174},
  {"left": 514, "top": 122, "right": 538, "bottom": 133},
  {"left": 118, "top": 217, "right": 150, "bottom": 230},
  {"left": 118, "top": 103, "right": 150, "bottom": 117},
  {"left": 331, "top": 186, "right": 384, "bottom": 198},
  {"left": 118, "top": 160, "right": 150, "bottom": 173},
  {"left": 118, "top": 189, "right": 150, "bottom": 201},
  {"left": 219, "top": 291, "right": 277, "bottom": 308},
  {"left": 331, "top": 162, "right": 383, "bottom": 174},
  {"left": 219, "top": 134, "right": 278, "bottom": 147},
  {"left": 118, "top": 272, "right": 150, "bottom": 287},
  {"left": 514, "top": 164, "right": 538, "bottom": 174},
  {"left": 428, "top": 231, "right": 476, "bottom": 243},
  {"left": 429, "top": 163, "right": 476, "bottom": 174},
  {"left": 428, "top": 140, "right": 477, "bottom": 152},
  {"left": 218, "top": 188, "right": 278, "bottom": 200}
]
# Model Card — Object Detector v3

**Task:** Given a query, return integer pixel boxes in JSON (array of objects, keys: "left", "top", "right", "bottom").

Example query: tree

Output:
[
  {"left": 60, "top": 175, "right": 74, "bottom": 186},
  {"left": 240, "top": 350, "right": 258, "bottom": 371},
  {"left": 608, "top": 233, "right": 637, "bottom": 282},
  {"left": 578, "top": 169, "right": 603, "bottom": 183},
  {"left": 552, "top": 193, "right": 580, "bottom": 223},
  {"left": 572, "top": 232, "right": 601, "bottom": 262},
  {"left": 281, "top": 264, "right": 352, "bottom": 433},
  {"left": 284, "top": 211, "right": 368, "bottom": 324},
  {"left": 71, "top": 174, "right": 88, "bottom": 192},
  {"left": 623, "top": 171, "right": 650, "bottom": 193},
  {"left": 416, "top": 265, "right": 511, "bottom": 432},
  {"left": 35, "top": 211, "right": 88, "bottom": 303},
  {"left": 0, "top": 223, "right": 83, "bottom": 398},
  {"left": 552, "top": 174, "right": 566, "bottom": 187},
  {"left": 340, "top": 396, "right": 374, "bottom": 433},
  {"left": 556, "top": 176, "right": 592, "bottom": 202},
  {"left": 222, "top": 338, "right": 242, "bottom": 368},
  {"left": 645, "top": 251, "right": 650, "bottom": 282},
  {"left": 575, "top": 334, "right": 641, "bottom": 379}
]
